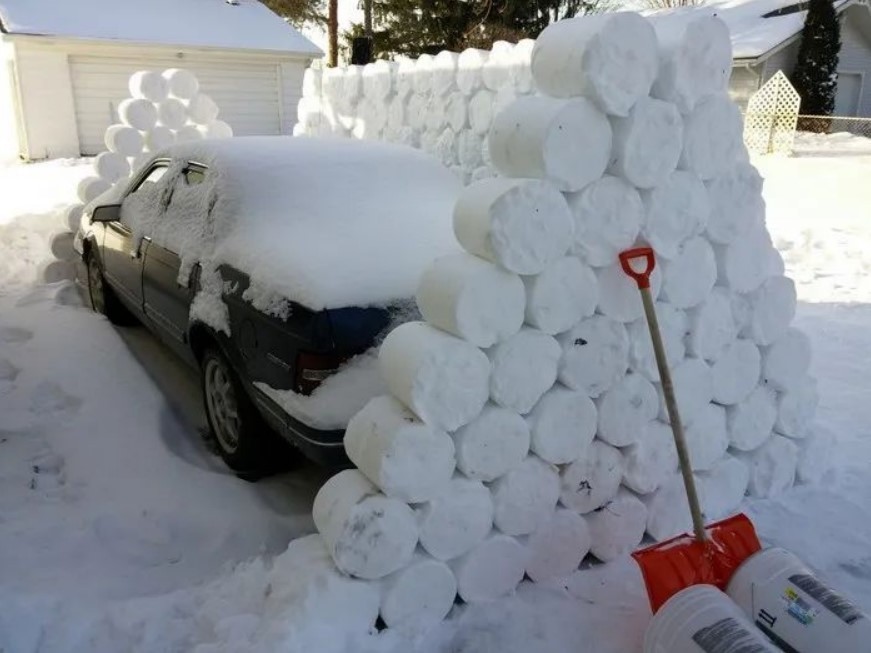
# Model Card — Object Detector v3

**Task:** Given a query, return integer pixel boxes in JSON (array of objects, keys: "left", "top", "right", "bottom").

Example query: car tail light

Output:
[{"left": 294, "top": 351, "right": 348, "bottom": 396}]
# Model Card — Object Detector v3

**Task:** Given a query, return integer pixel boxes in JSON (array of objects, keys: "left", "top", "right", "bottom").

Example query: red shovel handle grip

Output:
[{"left": 619, "top": 247, "right": 656, "bottom": 290}]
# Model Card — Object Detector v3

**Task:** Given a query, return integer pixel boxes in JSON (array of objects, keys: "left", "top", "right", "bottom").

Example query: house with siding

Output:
[
  {"left": 0, "top": 0, "right": 321, "bottom": 162},
  {"left": 713, "top": 0, "right": 871, "bottom": 116}
]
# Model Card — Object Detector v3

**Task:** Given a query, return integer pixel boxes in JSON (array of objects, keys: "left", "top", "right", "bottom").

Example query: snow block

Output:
[
  {"left": 491, "top": 455, "right": 560, "bottom": 536},
  {"left": 714, "top": 224, "right": 774, "bottom": 294},
  {"left": 628, "top": 302, "right": 687, "bottom": 382},
  {"left": 62, "top": 204, "right": 84, "bottom": 233},
  {"left": 622, "top": 420, "right": 679, "bottom": 495},
  {"left": 482, "top": 41, "right": 515, "bottom": 92},
  {"left": 680, "top": 94, "right": 745, "bottom": 181},
  {"left": 761, "top": 327, "right": 812, "bottom": 392},
  {"left": 94, "top": 151, "right": 131, "bottom": 184},
  {"left": 657, "top": 357, "right": 713, "bottom": 428},
  {"left": 523, "top": 256, "right": 599, "bottom": 335},
  {"left": 105, "top": 125, "right": 144, "bottom": 157},
  {"left": 379, "top": 321, "right": 491, "bottom": 432},
  {"left": 595, "top": 260, "right": 662, "bottom": 323},
  {"left": 468, "top": 89, "right": 496, "bottom": 135},
  {"left": 697, "top": 455, "right": 750, "bottom": 520},
  {"left": 416, "top": 253, "right": 526, "bottom": 348},
  {"left": 597, "top": 373, "right": 659, "bottom": 447},
  {"left": 744, "top": 276, "right": 797, "bottom": 346},
  {"left": 641, "top": 170, "right": 711, "bottom": 260},
  {"left": 157, "top": 98, "right": 187, "bottom": 130},
  {"left": 660, "top": 237, "right": 717, "bottom": 309},
  {"left": 48, "top": 231, "right": 75, "bottom": 262},
  {"left": 727, "top": 385, "right": 778, "bottom": 452},
  {"left": 362, "top": 59, "right": 395, "bottom": 100},
  {"left": 163, "top": 68, "right": 199, "bottom": 100},
  {"left": 380, "top": 554, "right": 457, "bottom": 629},
  {"left": 710, "top": 339, "right": 761, "bottom": 405},
  {"left": 565, "top": 174, "right": 644, "bottom": 267},
  {"left": 775, "top": 376, "right": 818, "bottom": 439},
  {"left": 187, "top": 94, "right": 220, "bottom": 125},
  {"left": 705, "top": 163, "right": 765, "bottom": 244},
  {"left": 488, "top": 96, "right": 612, "bottom": 192},
  {"left": 524, "top": 508, "right": 591, "bottom": 582},
  {"left": 37, "top": 259, "right": 76, "bottom": 284},
  {"left": 343, "top": 395, "right": 456, "bottom": 503},
  {"left": 452, "top": 404, "right": 530, "bottom": 482},
  {"left": 77, "top": 176, "right": 111, "bottom": 204},
  {"left": 642, "top": 472, "right": 705, "bottom": 541},
  {"left": 527, "top": 385, "right": 598, "bottom": 465},
  {"left": 128, "top": 70, "right": 168, "bottom": 103},
  {"left": 417, "top": 475, "right": 494, "bottom": 561},
  {"left": 558, "top": 315, "right": 629, "bottom": 398},
  {"left": 457, "top": 48, "right": 489, "bottom": 96},
  {"left": 531, "top": 12, "right": 658, "bottom": 116},
  {"left": 432, "top": 50, "right": 460, "bottom": 96},
  {"left": 449, "top": 533, "right": 526, "bottom": 603},
  {"left": 144, "top": 126, "right": 176, "bottom": 152},
  {"left": 488, "top": 327, "right": 562, "bottom": 415},
  {"left": 312, "top": 469, "right": 419, "bottom": 580},
  {"left": 650, "top": 15, "right": 733, "bottom": 113},
  {"left": 559, "top": 440, "right": 625, "bottom": 514},
  {"left": 586, "top": 488, "right": 648, "bottom": 562},
  {"left": 608, "top": 97, "right": 683, "bottom": 189},
  {"left": 686, "top": 288, "right": 736, "bottom": 362},
  {"left": 685, "top": 403, "right": 729, "bottom": 472},
  {"left": 453, "top": 177, "right": 573, "bottom": 275},
  {"left": 734, "top": 434, "right": 798, "bottom": 498}
]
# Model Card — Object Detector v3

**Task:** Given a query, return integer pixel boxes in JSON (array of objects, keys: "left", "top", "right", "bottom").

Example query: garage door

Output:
[{"left": 70, "top": 55, "right": 281, "bottom": 154}]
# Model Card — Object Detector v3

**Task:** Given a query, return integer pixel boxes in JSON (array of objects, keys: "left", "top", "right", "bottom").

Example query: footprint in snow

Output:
[
  {"left": 0, "top": 326, "right": 33, "bottom": 344},
  {"left": 93, "top": 513, "right": 183, "bottom": 568},
  {"left": 15, "top": 283, "right": 83, "bottom": 309},
  {"left": 0, "top": 358, "right": 19, "bottom": 396},
  {"left": 28, "top": 450, "right": 66, "bottom": 493},
  {"left": 29, "top": 381, "right": 82, "bottom": 417}
]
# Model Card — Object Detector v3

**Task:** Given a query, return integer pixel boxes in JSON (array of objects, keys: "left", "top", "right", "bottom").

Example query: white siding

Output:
[
  {"left": 12, "top": 41, "right": 80, "bottom": 159},
  {"left": 0, "top": 38, "right": 20, "bottom": 162},
  {"left": 280, "top": 62, "right": 305, "bottom": 134},
  {"left": 837, "top": 15, "right": 871, "bottom": 117},
  {"left": 729, "top": 65, "right": 763, "bottom": 111},
  {"left": 762, "top": 40, "right": 801, "bottom": 82}
]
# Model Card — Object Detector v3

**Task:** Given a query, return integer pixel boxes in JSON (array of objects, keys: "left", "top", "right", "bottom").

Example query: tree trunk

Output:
[
  {"left": 328, "top": 0, "right": 339, "bottom": 67},
  {"left": 364, "top": 0, "right": 373, "bottom": 36}
]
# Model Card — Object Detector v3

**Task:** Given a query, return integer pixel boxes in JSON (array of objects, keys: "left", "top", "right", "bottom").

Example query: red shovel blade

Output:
[{"left": 632, "top": 513, "right": 762, "bottom": 613}]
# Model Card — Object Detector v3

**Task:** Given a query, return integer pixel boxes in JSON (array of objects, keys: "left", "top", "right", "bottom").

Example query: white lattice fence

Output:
[{"left": 743, "top": 71, "right": 801, "bottom": 155}]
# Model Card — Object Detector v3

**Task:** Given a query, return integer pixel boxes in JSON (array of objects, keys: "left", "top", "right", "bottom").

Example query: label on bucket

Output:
[
  {"left": 788, "top": 574, "right": 864, "bottom": 625},
  {"left": 692, "top": 617, "right": 771, "bottom": 653}
]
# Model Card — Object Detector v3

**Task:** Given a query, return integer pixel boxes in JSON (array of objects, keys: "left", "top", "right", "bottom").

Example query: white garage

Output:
[{"left": 0, "top": 0, "right": 321, "bottom": 161}]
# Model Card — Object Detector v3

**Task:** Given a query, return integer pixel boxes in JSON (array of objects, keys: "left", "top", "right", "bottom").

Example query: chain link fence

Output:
[{"left": 796, "top": 115, "right": 871, "bottom": 138}]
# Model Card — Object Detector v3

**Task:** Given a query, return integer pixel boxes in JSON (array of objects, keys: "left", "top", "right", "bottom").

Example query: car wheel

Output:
[
  {"left": 201, "top": 347, "right": 285, "bottom": 475},
  {"left": 86, "top": 254, "right": 134, "bottom": 325}
]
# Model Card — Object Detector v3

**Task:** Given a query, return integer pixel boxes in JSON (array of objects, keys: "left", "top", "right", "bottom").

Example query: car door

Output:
[
  {"left": 102, "top": 162, "right": 171, "bottom": 313},
  {"left": 142, "top": 164, "right": 211, "bottom": 357}
]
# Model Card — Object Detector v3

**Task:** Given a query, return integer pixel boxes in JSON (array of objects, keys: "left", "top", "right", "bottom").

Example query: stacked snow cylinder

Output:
[
  {"left": 308, "top": 10, "right": 823, "bottom": 631},
  {"left": 45, "top": 69, "right": 234, "bottom": 284},
  {"left": 295, "top": 41, "right": 538, "bottom": 184}
]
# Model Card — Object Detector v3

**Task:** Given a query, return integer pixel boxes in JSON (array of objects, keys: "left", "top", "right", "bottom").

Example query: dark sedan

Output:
[{"left": 75, "top": 137, "right": 460, "bottom": 473}]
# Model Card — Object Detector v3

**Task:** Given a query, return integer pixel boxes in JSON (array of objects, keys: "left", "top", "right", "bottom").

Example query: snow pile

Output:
[
  {"left": 285, "top": 9, "right": 825, "bottom": 636},
  {"left": 46, "top": 69, "right": 233, "bottom": 283}
]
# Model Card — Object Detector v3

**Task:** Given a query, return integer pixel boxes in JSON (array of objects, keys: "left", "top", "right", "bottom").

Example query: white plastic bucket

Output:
[
  {"left": 644, "top": 584, "right": 780, "bottom": 653},
  {"left": 727, "top": 547, "right": 871, "bottom": 652}
]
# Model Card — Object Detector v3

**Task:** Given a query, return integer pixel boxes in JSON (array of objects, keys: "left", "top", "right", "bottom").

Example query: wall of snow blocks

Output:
[{"left": 306, "top": 12, "right": 824, "bottom": 632}]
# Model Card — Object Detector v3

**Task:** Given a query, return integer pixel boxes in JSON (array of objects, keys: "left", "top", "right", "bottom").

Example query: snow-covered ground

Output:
[{"left": 2, "top": 133, "right": 871, "bottom": 652}]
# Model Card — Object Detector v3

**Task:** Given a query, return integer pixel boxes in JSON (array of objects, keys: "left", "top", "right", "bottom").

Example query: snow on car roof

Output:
[
  {"left": 164, "top": 136, "right": 462, "bottom": 311},
  {"left": 0, "top": 0, "right": 321, "bottom": 56}
]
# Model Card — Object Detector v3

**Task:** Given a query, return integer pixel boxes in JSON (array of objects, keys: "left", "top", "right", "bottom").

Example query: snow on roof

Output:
[
  {"left": 650, "top": 0, "right": 856, "bottom": 59},
  {"left": 163, "top": 137, "right": 462, "bottom": 311},
  {"left": 0, "top": 0, "right": 322, "bottom": 56}
]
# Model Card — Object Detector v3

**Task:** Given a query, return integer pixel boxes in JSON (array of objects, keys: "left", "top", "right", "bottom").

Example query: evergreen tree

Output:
[
  {"left": 353, "top": 0, "right": 611, "bottom": 59},
  {"left": 792, "top": 0, "right": 841, "bottom": 130},
  {"left": 261, "top": 0, "right": 324, "bottom": 26}
]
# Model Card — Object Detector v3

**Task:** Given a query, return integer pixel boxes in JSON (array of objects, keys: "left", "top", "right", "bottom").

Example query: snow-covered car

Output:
[{"left": 75, "top": 136, "right": 461, "bottom": 471}]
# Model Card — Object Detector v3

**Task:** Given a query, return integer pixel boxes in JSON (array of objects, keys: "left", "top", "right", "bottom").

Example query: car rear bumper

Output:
[{"left": 251, "top": 386, "right": 350, "bottom": 468}]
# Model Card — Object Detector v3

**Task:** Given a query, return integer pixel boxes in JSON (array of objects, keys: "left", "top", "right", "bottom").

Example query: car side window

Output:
[
  {"left": 183, "top": 167, "right": 206, "bottom": 186},
  {"left": 119, "top": 163, "right": 173, "bottom": 230}
]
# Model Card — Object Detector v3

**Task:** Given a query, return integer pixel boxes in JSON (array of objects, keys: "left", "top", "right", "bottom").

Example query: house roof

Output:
[
  {"left": 651, "top": 0, "right": 865, "bottom": 61},
  {"left": 0, "top": 0, "right": 322, "bottom": 56}
]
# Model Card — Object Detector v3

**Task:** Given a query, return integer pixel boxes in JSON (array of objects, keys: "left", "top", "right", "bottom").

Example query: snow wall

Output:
[{"left": 298, "top": 9, "right": 828, "bottom": 633}]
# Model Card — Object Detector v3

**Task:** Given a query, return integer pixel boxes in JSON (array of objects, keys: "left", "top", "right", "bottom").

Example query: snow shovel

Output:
[{"left": 618, "top": 247, "right": 762, "bottom": 613}]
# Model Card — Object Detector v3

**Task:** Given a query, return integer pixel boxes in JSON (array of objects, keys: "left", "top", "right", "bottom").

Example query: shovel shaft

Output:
[{"left": 639, "top": 286, "right": 707, "bottom": 543}]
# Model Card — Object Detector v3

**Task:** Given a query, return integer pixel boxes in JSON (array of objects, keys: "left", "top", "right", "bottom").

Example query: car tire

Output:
[
  {"left": 86, "top": 253, "right": 135, "bottom": 325},
  {"left": 201, "top": 347, "right": 290, "bottom": 475}
]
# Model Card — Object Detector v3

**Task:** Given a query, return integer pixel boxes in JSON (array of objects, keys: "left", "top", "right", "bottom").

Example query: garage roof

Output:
[{"left": 0, "top": 0, "right": 322, "bottom": 56}]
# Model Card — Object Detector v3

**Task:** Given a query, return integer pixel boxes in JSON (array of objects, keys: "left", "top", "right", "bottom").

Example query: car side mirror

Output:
[{"left": 91, "top": 204, "right": 121, "bottom": 223}]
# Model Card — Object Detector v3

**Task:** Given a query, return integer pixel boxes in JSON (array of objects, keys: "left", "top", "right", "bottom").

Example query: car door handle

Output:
[{"left": 132, "top": 236, "right": 152, "bottom": 259}]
